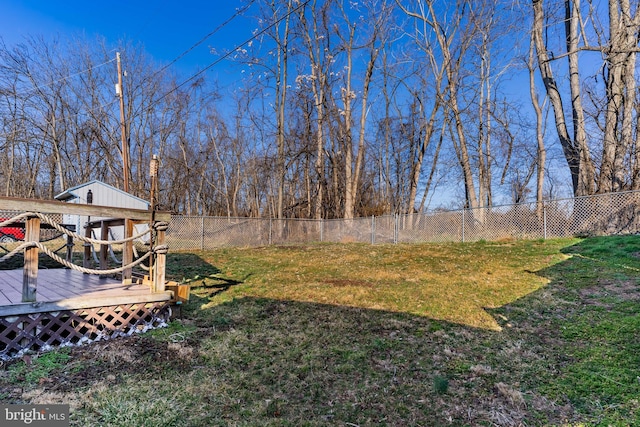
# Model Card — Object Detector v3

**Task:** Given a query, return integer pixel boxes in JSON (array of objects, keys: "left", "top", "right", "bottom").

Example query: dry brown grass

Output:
[{"left": 191, "top": 240, "right": 571, "bottom": 330}]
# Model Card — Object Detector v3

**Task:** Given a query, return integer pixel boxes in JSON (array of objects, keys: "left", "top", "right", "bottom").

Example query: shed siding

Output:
[{"left": 57, "top": 181, "right": 149, "bottom": 240}]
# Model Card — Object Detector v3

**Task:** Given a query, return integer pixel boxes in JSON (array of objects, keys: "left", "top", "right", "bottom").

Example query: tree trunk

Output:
[
  {"left": 532, "top": 0, "right": 593, "bottom": 196},
  {"left": 528, "top": 31, "right": 546, "bottom": 217}
]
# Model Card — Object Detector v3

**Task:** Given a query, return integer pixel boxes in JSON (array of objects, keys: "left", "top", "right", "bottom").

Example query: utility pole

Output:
[
  {"left": 116, "top": 52, "right": 130, "bottom": 193},
  {"left": 116, "top": 52, "right": 132, "bottom": 282}
]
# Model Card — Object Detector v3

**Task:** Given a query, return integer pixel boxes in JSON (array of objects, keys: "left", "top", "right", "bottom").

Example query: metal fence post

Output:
[
  {"left": 201, "top": 216, "right": 205, "bottom": 250},
  {"left": 394, "top": 214, "right": 399, "bottom": 244},
  {"left": 371, "top": 216, "right": 375, "bottom": 245},
  {"left": 320, "top": 219, "right": 324, "bottom": 242},
  {"left": 269, "top": 218, "right": 273, "bottom": 245},
  {"left": 543, "top": 204, "right": 547, "bottom": 240},
  {"left": 462, "top": 209, "right": 465, "bottom": 243}
]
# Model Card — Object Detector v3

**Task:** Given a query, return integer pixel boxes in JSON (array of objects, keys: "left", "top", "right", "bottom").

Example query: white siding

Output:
[
  {"left": 82, "top": 181, "right": 148, "bottom": 210},
  {"left": 58, "top": 181, "right": 149, "bottom": 241}
]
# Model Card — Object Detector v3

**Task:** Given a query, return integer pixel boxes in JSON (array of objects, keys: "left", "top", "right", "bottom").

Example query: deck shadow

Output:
[{"left": 166, "top": 252, "right": 243, "bottom": 299}]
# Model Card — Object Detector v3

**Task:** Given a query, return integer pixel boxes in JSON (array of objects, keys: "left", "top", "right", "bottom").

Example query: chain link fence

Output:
[{"left": 167, "top": 190, "right": 640, "bottom": 250}]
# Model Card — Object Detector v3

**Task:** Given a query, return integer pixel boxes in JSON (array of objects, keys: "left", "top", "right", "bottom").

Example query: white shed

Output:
[{"left": 54, "top": 180, "right": 150, "bottom": 240}]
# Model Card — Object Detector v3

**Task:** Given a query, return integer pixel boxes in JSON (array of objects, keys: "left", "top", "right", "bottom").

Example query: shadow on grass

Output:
[
  {"left": 166, "top": 237, "right": 637, "bottom": 424},
  {"left": 2, "top": 237, "right": 638, "bottom": 426},
  {"left": 487, "top": 236, "right": 640, "bottom": 424},
  {"left": 167, "top": 252, "right": 244, "bottom": 299}
]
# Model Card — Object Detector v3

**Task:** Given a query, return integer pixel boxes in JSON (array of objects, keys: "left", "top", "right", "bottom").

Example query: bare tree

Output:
[
  {"left": 531, "top": 0, "right": 639, "bottom": 195},
  {"left": 527, "top": 29, "right": 547, "bottom": 216},
  {"left": 335, "top": 0, "right": 387, "bottom": 219},
  {"left": 298, "top": 0, "right": 335, "bottom": 219}
]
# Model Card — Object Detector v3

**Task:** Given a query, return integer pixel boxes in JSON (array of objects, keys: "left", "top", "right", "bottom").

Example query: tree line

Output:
[{"left": 1, "top": 0, "right": 638, "bottom": 219}]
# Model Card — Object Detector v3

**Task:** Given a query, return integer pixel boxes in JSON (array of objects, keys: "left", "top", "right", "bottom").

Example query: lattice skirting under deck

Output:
[{"left": 0, "top": 302, "right": 171, "bottom": 360}]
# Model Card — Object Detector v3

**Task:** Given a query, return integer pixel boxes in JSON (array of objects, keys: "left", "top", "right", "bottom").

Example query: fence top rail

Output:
[{"left": 0, "top": 195, "right": 170, "bottom": 222}]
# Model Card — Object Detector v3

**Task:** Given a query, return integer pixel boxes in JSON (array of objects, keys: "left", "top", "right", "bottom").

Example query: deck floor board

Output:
[{"left": 0, "top": 268, "right": 157, "bottom": 307}]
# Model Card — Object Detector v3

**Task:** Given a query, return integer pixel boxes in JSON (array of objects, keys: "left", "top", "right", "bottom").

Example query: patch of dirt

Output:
[
  {"left": 0, "top": 327, "right": 212, "bottom": 407},
  {"left": 579, "top": 279, "right": 640, "bottom": 306},
  {"left": 46, "top": 335, "right": 202, "bottom": 393}
]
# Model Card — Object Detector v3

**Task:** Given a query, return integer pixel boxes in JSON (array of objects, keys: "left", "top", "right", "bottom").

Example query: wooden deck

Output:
[
  {"left": 0, "top": 188, "right": 179, "bottom": 358},
  {"left": 0, "top": 268, "right": 171, "bottom": 317}
]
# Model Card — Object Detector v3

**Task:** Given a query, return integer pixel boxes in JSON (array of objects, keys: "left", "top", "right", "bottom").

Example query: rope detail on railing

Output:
[
  {"left": 154, "top": 221, "right": 169, "bottom": 231},
  {"left": 0, "top": 212, "right": 159, "bottom": 275},
  {"left": 133, "top": 245, "right": 151, "bottom": 271},
  {"left": 0, "top": 212, "right": 152, "bottom": 245},
  {"left": 0, "top": 213, "right": 34, "bottom": 229},
  {"left": 0, "top": 243, "right": 28, "bottom": 263},
  {"left": 39, "top": 242, "right": 152, "bottom": 275},
  {"left": 154, "top": 244, "right": 169, "bottom": 255},
  {"left": 0, "top": 241, "right": 152, "bottom": 275},
  {"left": 106, "top": 236, "right": 151, "bottom": 271}
]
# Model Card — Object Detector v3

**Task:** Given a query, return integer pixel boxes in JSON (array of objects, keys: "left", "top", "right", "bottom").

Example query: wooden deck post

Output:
[
  {"left": 83, "top": 224, "right": 92, "bottom": 270},
  {"left": 100, "top": 221, "right": 109, "bottom": 277},
  {"left": 122, "top": 219, "right": 133, "bottom": 283},
  {"left": 65, "top": 233, "right": 74, "bottom": 263},
  {"left": 152, "top": 222, "right": 168, "bottom": 293},
  {"left": 22, "top": 216, "right": 40, "bottom": 302}
]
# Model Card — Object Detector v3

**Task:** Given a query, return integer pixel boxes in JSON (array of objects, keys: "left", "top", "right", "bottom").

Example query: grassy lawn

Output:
[{"left": 1, "top": 236, "right": 639, "bottom": 425}]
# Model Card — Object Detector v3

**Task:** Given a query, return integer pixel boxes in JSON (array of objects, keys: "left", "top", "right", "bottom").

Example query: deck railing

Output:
[{"left": 0, "top": 196, "right": 171, "bottom": 303}]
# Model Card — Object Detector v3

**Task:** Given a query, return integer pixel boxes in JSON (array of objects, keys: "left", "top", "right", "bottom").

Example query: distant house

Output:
[{"left": 55, "top": 180, "right": 150, "bottom": 240}]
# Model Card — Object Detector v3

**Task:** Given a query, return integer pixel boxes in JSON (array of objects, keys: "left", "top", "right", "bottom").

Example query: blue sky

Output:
[
  {"left": 1, "top": 0, "right": 256, "bottom": 80},
  {"left": 0, "top": 0, "right": 581, "bottom": 202}
]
